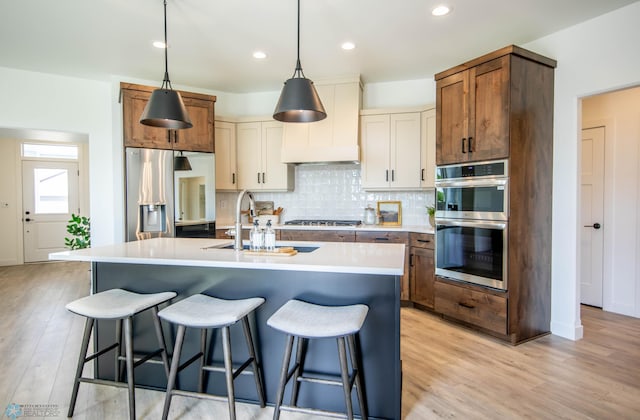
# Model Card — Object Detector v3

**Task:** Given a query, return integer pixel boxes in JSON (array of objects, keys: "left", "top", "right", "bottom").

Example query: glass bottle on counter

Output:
[
  {"left": 250, "top": 220, "right": 264, "bottom": 251},
  {"left": 264, "top": 220, "right": 276, "bottom": 252}
]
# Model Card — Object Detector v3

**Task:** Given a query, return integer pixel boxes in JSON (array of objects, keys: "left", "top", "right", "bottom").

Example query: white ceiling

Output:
[{"left": 0, "top": 0, "right": 637, "bottom": 93}]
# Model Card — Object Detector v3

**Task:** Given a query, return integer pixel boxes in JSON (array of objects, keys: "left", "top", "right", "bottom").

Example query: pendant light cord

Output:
[
  {"left": 292, "top": 0, "right": 305, "bottom": 78},
  {"left": 162, "top": 0, "right": 172, "bottom": 90}
]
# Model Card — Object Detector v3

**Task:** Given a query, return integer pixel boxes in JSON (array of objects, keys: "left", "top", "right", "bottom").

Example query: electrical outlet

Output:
[{"left": 220, "top": 200, "right": 227, "bottom": 209}]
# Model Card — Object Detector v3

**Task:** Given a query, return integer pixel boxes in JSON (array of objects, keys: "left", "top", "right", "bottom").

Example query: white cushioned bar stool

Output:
[
  {"left": 158, "top": 294, "right": 266, "bottom": 420},
  {"left": 267, "top": 299, "right": 369, "bottom": 420},
  {"left": 65, "top": 288, "right": 176, "bottom": 420}
]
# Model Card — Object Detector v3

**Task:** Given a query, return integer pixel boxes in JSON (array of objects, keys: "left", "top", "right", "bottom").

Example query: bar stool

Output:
[
  {"left": 267, "top": 299, "right": 369, "bottom": 420},
  {"left": 65, "top": 288, "right": 176, "bottom": 420},
  {"left": 158, "top": 294, "right": 266, "bottom": 420}
]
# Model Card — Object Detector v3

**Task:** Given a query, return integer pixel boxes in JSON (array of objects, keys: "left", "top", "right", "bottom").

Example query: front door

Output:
[
  {"left": 580, "top": 127, "right": 605, "bottom": 307},
  {"left": 22, "top": 160, "right": 79, "bottom": 262}
]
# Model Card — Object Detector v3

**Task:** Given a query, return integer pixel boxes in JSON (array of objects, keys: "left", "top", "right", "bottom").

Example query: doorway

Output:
[{"left": 21, "top": 144, "right": 80, "bottom": 262}]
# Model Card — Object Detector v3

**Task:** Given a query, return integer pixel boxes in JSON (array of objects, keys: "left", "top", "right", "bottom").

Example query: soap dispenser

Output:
[
  {"left": 250, "top": 219, "right": 264, "bottom": 251},
  {"left": 264, "top": 220, "right": 276, "bottom": 252}
]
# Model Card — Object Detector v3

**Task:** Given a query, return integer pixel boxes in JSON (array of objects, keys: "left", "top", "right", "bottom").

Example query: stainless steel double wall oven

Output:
[{"left": 434, "top": 160, "right": 509, "bottom": 290}]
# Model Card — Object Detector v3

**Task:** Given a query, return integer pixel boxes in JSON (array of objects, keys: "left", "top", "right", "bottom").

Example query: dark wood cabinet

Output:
[
  {"left": 356, "top": 231, "right": 410, "bottom": 301},
  {"left": 434, "top": 278, "right": 507, "bottom": 335},
  {"left": 434, "top": 45, "right": 556, "bottom": 344},
  {"left": 279, "top": 230, "right": 355, "bottom": 242},
  {"left": 409, "top": 233, "right": 434, "bottom": 309},
  {"left": 436, "top": 46, "right": 555, "bottom": 166},
  {"left": 121, "top": 82, "right": 216, "bottom": 153}
]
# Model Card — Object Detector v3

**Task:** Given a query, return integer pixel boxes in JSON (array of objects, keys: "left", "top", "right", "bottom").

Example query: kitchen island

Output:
[{"left": 50, "top": 238, "right": 404, "bottom": 419}]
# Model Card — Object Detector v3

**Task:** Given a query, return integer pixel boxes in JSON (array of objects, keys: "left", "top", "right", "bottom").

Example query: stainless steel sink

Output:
[{"left": 219, "top": 244, "right": 318, "bottom": 253}]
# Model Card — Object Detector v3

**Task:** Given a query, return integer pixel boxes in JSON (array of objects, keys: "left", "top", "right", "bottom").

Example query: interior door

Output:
[
  {"left": 22, "top": 160, "right": 79, "bottom": 262},
  {"left": 580, "top": 127, "right": 605, "bottom": 307}
]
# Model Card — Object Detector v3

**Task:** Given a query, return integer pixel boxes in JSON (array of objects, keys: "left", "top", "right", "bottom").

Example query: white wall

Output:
[
  {"left": 524, "top": 1, "right": 640, "bottom": 338},
  {"left": 0, "top": 67, "right": 114, "bottom": 249},
  {"left": 582, "top": 87, "right": 640, "bottom": 318}
]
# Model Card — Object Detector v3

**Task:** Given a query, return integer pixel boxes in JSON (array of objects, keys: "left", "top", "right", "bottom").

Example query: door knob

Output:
[{"left": 583, "top": 223, "right": 601, "bottom": 229}]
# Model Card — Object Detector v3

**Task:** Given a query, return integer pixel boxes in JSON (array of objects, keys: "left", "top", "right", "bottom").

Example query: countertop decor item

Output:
[
  {"left": 427, "top": 206, "right": 435, "bottom": 228},
  {"left": 139, "top": 0, "right": 192, "bottom": 129},
  {"left": 273, "top": 0, "right": 326, "bottom": 123},
  {"left": 377, "top": 201, "right": 402, "bottom": 226}
]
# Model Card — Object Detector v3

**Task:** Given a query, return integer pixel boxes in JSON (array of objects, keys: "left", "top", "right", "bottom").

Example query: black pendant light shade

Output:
[
  {"left": 141, "top": 89, "right": 192, "bottom": 129},
  {"left": 140, "top": 0, "right": 192, "bottom": 129},
  {"left": 174, "top": 151, "right": 192, "bottom": 171},
  {"left": 273, "top": 77, "right": 326, "bottom": 123},
  {"left": 273, "top": 0, "right": 326, "bottom": 123}
]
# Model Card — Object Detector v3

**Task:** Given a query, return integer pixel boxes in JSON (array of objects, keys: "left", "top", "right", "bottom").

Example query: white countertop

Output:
[
  {"left": 49, "top": 238, "right": 405, "bottom": 276},
  {"left": 216, "top": 222, "right": 434, "bottom": 234}
]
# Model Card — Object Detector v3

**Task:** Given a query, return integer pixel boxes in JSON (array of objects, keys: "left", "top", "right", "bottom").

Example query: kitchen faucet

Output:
[{"left": 234, "top": 189, "right": 256, "bottom": 250}]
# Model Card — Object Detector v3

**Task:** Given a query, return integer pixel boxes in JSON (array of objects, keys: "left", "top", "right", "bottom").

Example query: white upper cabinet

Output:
[
  {"left": 237, "top": 121, "right": 294, "bottom": 191},
  {"left": 281, "top": 77, "right": 362, "bottom": 163},
  {"left": 214, "top": 120, "right": 238, "bottom": 191},
  {"left": 361, "top": 112, "right": 422, "bottom": 190}
]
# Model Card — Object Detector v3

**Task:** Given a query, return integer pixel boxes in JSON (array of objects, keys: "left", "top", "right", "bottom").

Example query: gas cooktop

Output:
[{"left": 284, "top": 219, "right": 362, "bottom": 227}]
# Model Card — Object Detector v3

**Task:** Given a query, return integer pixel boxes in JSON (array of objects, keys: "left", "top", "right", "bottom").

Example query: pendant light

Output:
[
  {"left": 174, "top": 151, "right": 192, "bottom": 171},
  {"left": 140, "top": 0, "right": 192, "bottom": 129},
  {"left": 273, "top": 0, "right": 326, "bottom": 123}
]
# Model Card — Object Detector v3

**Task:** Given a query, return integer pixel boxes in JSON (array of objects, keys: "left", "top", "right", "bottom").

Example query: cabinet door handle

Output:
[
  {"left": 461, "top": 138, "right": 466, "bottom": 153},
  {"left": 262, "top": 172, "right": 266, "bottom": 184},
  {"left": 174, "top": 131, "right": 179, "bottom": 143},
  {"left": 385, "top": 170, "right": 389, "bottom": 182},
  {"left": 232, "top": 173, "right": 235, "bottom": 184},
  {"left": 421, "top": 168, "right": 425, "bottom": 181},
  {"left": 391, "top": 169, "right": 395, "bottom": 182},
  {"left": 409, "top": 254, "right": 414, "bottom": 267},
  {"left": 468, "top": 136, "right": 473, "bottom": 153},
  {"left": 167, "top": 131, "right": 172, "bottom": 144},
  {"left": 257, "top": 172, "right": 261, "bottom": 183},
  {"left": 458, "top": 301, "right": 475, "bottom": 309}
]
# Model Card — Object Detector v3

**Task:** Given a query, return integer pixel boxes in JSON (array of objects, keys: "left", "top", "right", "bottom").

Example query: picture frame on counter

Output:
[{"left": 377, "top": 201, "right": 402, "bottom": 226}]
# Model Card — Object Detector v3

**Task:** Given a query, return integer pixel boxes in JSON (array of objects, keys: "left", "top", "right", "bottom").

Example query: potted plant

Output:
[
  {"left": 426, "top": 206, "right": 436, "bottom": 228},
  {"left": 65, "top": 213, "right": 91, "bottom": 250}
]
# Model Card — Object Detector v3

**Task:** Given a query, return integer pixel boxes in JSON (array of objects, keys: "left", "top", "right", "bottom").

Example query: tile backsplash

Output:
[{"left": 216, "top": 164, "right": 435, "bottom": 226}]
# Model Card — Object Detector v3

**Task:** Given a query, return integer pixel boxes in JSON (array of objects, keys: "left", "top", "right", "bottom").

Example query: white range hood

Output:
[{"left": 280, "top": 76, "right": 362, "bottom": 164}]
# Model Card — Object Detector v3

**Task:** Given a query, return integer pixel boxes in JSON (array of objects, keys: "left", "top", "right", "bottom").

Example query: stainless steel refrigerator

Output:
[{"left": 125, "top": 148, "right": 217, "bottom": 241}]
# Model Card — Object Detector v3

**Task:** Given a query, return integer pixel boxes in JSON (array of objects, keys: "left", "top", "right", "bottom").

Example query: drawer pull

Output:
[
  {"left": 375, "top": 237, "right": 389, "bottom": 241},
  {"left": 458, "top": 301, "right": 475, "bottom": 309},
  {"left": 417, "top": 239, "right": 431, "bottom": 243}
]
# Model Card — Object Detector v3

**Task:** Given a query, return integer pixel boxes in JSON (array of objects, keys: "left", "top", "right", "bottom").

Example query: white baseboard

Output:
[{"left": 551, "top": 320, "right": 584, "bottom": 341}]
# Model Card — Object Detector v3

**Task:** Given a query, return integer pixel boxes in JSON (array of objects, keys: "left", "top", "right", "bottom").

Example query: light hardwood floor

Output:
[{"left": 0, "top": 261, "right": 638, "bottom": 419}]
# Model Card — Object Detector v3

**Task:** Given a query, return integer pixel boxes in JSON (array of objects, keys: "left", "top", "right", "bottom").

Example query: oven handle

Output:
[
  {"left": 434, "top": 178, "right": 508, "bottom": 188},
  {"left": 435, "top": 218, "right": 507, "bottom": 230}
]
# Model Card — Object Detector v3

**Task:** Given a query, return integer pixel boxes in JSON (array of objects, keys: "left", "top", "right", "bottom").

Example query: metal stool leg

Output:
[
  {"left": 242, "top": 317, "right": 266, "bottom": 407},
  {"left": 115, "top": 319, "right": 123, "bottom": 382},
  {"left": 289, "top": 337, "right": 307, "bottom": 406},
  {"left": 68, "top": 317, "right": 94, "bottom": 417},
  {"left": 162, "top": 325, "right": 186, "bottom": 420},
  {"left": 198, "top": 328, "right": 207, "bottom": 393},
  {"left": 348, "top": 334, "right": 368, "bottom": 420},
  {"left": 151, "top": 306, "right": 171, "bottom": 378},
  {"left": 337, "top": 336, "right": 354, "bottom": 419},
  {"left": 221, "top": 326, "right": 236, "bottom": 420},
  {"left": 123, "top": 317, "right": 136, "bottom": 420},
  {"left": 273, "top": 334, "right": 295, "bottom": 420}
]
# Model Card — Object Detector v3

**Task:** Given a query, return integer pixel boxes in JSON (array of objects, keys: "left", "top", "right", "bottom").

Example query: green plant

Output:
[
  {"left": 65, "top": 214, "right": 91, "bottom": 250},
  {"left": 426, "top": 206, "right": 436, "bottom": 216}
]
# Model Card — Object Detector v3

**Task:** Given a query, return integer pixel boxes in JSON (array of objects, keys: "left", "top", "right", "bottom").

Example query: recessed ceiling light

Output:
[
  {"left": 153, "top": 41, "right": 166, "bottom": 49},
  {"left": 341, "top": 42, "right": 356, "bottom": 51},
  {"left": 432, "top": 5, "right": 451, "bottom": 16},
  {"left": 253, "top": 51, "right": 267, "bottom": 59}
]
